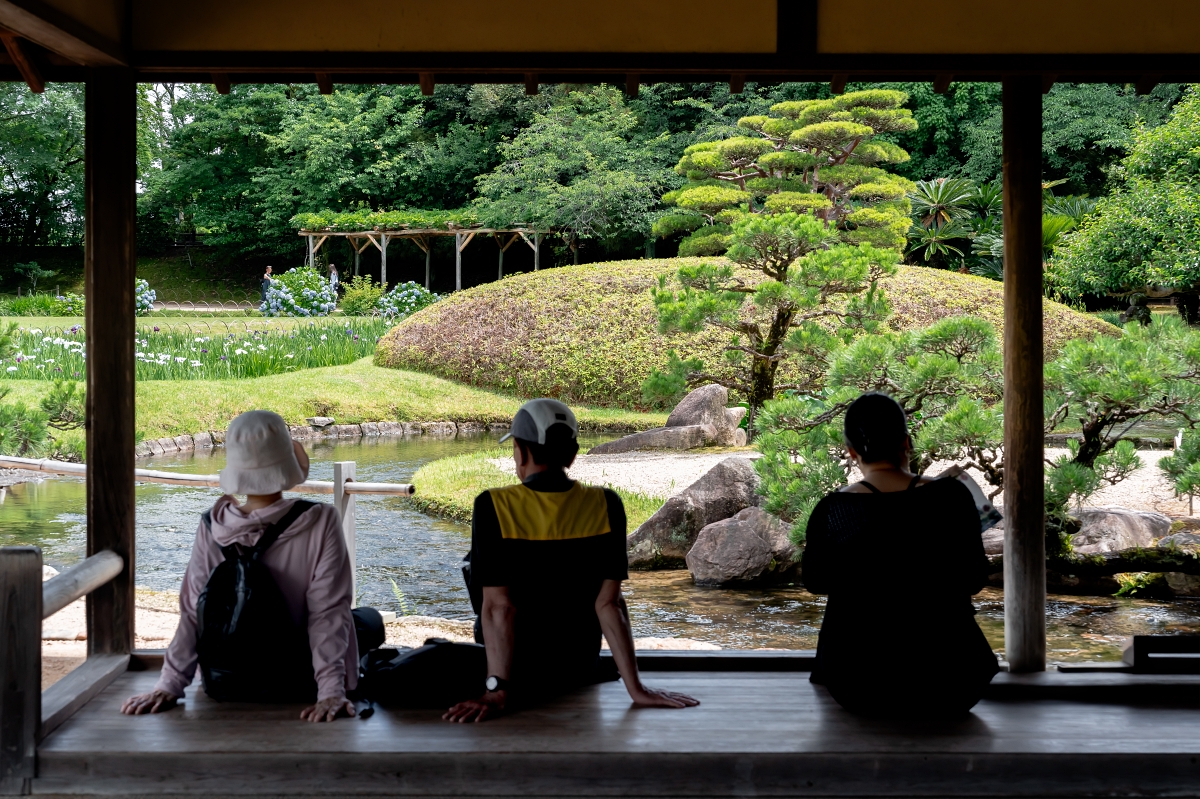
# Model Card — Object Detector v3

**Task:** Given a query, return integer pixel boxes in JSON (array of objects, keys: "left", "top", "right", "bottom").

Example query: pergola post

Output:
[
  {"left": 1002, "top": 76, "right": 1046, "bottom": 673},
  {"left": 84, "top": 68, "right": 137, "bottom": 656},
  {"left": 455, "top": 231, "right": 462, "bottom": 291},
  {"left": 425, "top": 245, "right": 431, "bottom": 290},
  {"left": 380, "top": 233, "right": 389, "bottom": 289},
  {"left": 307, "top": 234, "right": 314, "bottom": 268}
]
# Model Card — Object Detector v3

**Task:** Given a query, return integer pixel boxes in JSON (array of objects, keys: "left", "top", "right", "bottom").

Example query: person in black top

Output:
[
  {"left": 260, "top": 265, "right": 273, "bottom": 305},
  {"left": 802, "top": 392, "right": 999, "bottom": 718},
  {"left": 444, "top": 398, "right": 699, "bottom": 722}
]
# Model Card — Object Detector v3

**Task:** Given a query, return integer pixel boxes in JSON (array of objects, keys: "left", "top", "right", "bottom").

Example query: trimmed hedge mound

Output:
[{"left": 375, "top": 259, "right": 1118, "bottom": 410}]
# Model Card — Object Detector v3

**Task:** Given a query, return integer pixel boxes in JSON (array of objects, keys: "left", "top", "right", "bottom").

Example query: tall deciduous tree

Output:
[
  {"left": 0, "top": 83, "right": 84, "bottom": 247},
  {"left": 475, "top": 86, "right": 674, "bottom": 262}
]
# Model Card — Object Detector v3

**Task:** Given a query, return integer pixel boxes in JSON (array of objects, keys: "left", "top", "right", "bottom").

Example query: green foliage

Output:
[
  {"left": 291, "top": 207, "right": 477, "bottom": 232},
  {"left": 13, "top": 262, "right": 56, "bottom": 291},
  {"left": 339, "top": 275, "right": 385, "bottom": 316},
  {"left": 1114, "top": 571, "right": 1170, "bottom": 598},
  {"left": 1053, "top": 87, "right": 1200, "bottom": 300},
  {"left": 665, "top": 89, "right": 916, "bottom": 253},
  {"left": 0, "top": 397, "right": 49, "bottom": 456},
  {"left": 642, "top": 350, "right": 704, "bottom": 407},
  {"left": 389, "top": 578, "right": 416, "bottom": 616},
  {"left": 475, "top": 86, "right": 675, "bottom": 259},
  {"left": 40, "top": 379, "right": 85, "bottom": 430},
  {"left": 1, "top": 293, "right": 69, "bottom": 316},
  {"left": 378, "top": 281, "right": 439, "bottom": 321},
  {"left": 651, "top": 212, "right": 901, "bottom": 429},
  {"left": 0, "top": 83, "right": 84, "bottom": 246},
  {"left": 909, "top": 178, "right": 975, "bottom": 228}
]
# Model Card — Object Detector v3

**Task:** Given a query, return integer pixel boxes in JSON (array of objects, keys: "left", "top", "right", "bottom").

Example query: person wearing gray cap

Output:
[{"left": 443, "top": 398, "right": 699, "bottom": 722}]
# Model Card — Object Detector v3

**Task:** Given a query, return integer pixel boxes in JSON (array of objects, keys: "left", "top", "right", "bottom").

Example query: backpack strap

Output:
[{"left": 252, "top": 500, "right": 317, "bottom": 557}]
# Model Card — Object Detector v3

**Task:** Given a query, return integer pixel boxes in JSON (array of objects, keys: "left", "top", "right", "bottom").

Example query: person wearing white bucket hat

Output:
[{"left": 121, "top": 410, "right": 383, "bottom": 722}]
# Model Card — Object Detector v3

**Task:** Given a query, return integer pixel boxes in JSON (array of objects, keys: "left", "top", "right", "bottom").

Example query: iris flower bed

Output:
[{"left": 0, "top": 319, "right": 391, "bottom": 380}]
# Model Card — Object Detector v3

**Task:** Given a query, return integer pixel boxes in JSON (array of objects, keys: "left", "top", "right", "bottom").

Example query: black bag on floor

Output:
[
  {"left": 357, "top": 638, "right": 487, "bottom": 708},
  {"left": 196, "top": 500, "right": 318, "bottom": 702}
]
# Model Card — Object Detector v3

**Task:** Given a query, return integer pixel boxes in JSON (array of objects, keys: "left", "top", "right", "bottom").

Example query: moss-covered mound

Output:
[{"left": 375, "top": 259, "right": 1117, "bottom": 410}]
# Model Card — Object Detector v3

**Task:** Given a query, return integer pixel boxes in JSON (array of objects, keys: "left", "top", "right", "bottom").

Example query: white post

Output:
[
  {"left": 534, "top": 232, "right": 541, "bottom": 271},
  {"left": 333, "top": 461, "right": 357, "bottom": 601},
  {"left": 307, "top": 235, "right": 314, "bottom": 268},
  {"left": 455, "top": 231, "right": 462, "bottom": 291},
  {"left": 380, "top": 233, "right": 389, "bottom": 290}
]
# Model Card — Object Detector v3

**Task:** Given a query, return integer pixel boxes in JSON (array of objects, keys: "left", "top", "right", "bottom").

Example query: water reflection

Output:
[{"left": 3, "top": 434, "right": 1200, "bottom": 660}]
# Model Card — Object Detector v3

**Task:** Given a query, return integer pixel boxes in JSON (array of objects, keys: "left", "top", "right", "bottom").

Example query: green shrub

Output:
[
  {"left": 263, "top": 266, "right": 337, "bottom": 317},
  {"left": 378, "top": 281, "right": 438, "bottom": 321},
  {"left": 3, "top": 293, "right": 65, "bottom": 316},
  {"left": 375, "top": 259, "right": 1118, "bottom": 411},
  {"left": 340, "top": 275, "right": 384, "bottom": 316},
  {"left": 135, "top": 279, "right": 156, "bottom": 316}
]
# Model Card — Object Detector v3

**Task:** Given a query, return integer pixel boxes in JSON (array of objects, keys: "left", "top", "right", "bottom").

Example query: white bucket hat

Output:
[{"left": 219, "top": 410, "right": 306, "bottom": 495}]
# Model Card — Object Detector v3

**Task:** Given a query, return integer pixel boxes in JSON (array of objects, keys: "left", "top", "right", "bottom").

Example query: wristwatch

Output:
[{"left": 485, "top": 675, "right": 511, "bottom": 692}]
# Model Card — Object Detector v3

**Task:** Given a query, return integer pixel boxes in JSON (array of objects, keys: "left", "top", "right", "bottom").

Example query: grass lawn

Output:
[
  {"left": 0, "top": 315, "right": 337, "bottom": 333},
  {"left": 2, "top": 358, "right": 665, "bottom": 442},
  {"left": 410, "top": 448, "right": 665, "bottom": 529}
]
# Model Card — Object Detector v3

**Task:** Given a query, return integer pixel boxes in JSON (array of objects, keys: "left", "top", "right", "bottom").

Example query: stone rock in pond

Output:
[
  {"left": 172, "top": 435, "right": 194, "bottom": 452},
  {"left": 147, "top": 439, "right": 165, "bottom": 456},
  {"left": 306, "top": 416, "right": 335, "bottom": 429},
  {"left": 134, "top": 441, "right": 152, "bottom": 459},
  {"left": 360, "top": 422, "right": 380, "bottom": 437},
  {"left": 192, "top": 431, "right": 214, "bottom": 449},
  {"left": 627, "top": 457, "right": 761, "bottom": 569},
  {"left": 458, "top": 421, "right": 487, "bottom": 435},
  {"left": 665, "top": 383, "right": 745, "bottom": 446},
  {"left": 1157, "top": 532, "right": 1200, "bottom": 597},
  {"left": 981, "top": 521, "right": 1004, "bottom": 556},
  {"left": 210, "top": 429, "right": 225, "bottom": 445},
  {"left": 401, "top": 422, "right": 422, "bottom": 436},
  {"left": 1070, "top": 507, "right": 1172, "bottom": 554},
  {"left": 589, "top": 425, "right": 713, "bottom": 455},
  {"left": 333, "top": 424, "right": 361, "bottom": 438},
  {"left": 686, "top": 507, "right": 799, "bottom": 586}
]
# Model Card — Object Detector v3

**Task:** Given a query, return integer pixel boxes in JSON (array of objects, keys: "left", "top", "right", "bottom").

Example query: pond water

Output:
[{"left": 3, "top": 433, "right": 1200, "bottom": 662}]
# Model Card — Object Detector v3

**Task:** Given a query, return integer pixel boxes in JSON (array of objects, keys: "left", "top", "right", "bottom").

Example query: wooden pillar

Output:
[
  {"left": 425, "top": 245, "right": 431, "bottom": 290},
  {"left": 308, "top": 234, "right": 314, "bottom": 268},
  {"left": 498, "top": 241, "right": 505, "bottom": 280},
  {"left": 0, "top": 547, "right": 40, "bottom": 795},
  {"left": 1002, "top": 76, "right": 1046, "bottom": 673},
  {"left": 380, "top": 233, "right": 389, "bottom": 290},
  {"left": 534, "top": 232, "right": 541, "bottom": 271},
  {"left": 85, "top": 70, "right": 137, "bottom": 657},
  {"left": 455, "top": 231, "right": 462, "bottom": 291}
]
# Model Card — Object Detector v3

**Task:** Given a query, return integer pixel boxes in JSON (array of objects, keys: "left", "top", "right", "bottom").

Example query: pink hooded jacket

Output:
[{"left": 154, "top": 497, "right": 359, "bottom": 701}]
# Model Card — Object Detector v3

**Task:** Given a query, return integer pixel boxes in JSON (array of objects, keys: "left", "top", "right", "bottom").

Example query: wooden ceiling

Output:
[{"left": 0, "top": 0, "right": 1198, "bottom": 88}]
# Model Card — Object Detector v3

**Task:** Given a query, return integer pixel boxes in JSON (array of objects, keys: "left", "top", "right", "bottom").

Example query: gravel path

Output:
[{"left": 491, "top": 450, "right": 757, "bottom": 498}]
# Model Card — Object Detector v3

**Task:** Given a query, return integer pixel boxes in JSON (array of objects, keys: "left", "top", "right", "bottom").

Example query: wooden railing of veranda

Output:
[{"left": 0, "top": 456, "right": 414, "bottom": 794}]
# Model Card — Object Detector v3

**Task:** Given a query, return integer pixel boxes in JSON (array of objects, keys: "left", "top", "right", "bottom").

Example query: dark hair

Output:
[
  {"left": 843, "top": 392, "right": 909, "bottom": 467},
  {"left": 514, "top": 423, "right": 579, "bottom": 469}
]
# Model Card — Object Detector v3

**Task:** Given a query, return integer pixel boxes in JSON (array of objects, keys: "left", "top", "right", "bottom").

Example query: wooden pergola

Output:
[
  {"left": 299, "top": 227, "right": 548, "bottom": 290},
  {"left": 3, "top": 0, "right": 1200, "bottom": 795}
]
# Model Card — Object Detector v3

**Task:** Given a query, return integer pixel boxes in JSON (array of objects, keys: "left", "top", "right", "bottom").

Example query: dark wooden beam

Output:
[
  {"left": 211, "top": 72, "right": 230, "bottom": 94},
  {"left": 830, "top": 73, "right": 848, "bottom": 94},
  {"left": 418, "top": 71, "right": 434, "bottom": 96},
  {"left": 315, "top": 71, "right": 332, "bottom": 94},
  {"left": 730, "top": 73, "right": 745, "bottom": 94},
  {"left": 625, "top": 72, "right": 639, "bottom": 97},
  {"left": 524, "top": 72, "right": 537, "bottom": 95},
  {"left": 933, "top": 73, "right": 952, "bottom": 93},
  {"left": 1002, "top": 75, "right": 1046, "bottom": 674},
  {"left": 1136, "top": 76, "right": 1159, "bottom": 96},
  {"left": 84, "top": 68, "right": 137, "bottom": 658},
  {"left": 0, "top": 0, "right": 124, "bottom": 66},
  {"left": 0, "top": 30, "right": 41, "bottom": 91}
]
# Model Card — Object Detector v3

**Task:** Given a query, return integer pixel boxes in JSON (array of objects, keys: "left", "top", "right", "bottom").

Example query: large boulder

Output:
[
  {"left": 627, "top": 457, "right": 761, "bottom": 569},
  {"left": 686, "top": 507, "right": 799, "bottom": 586},
  {"left": 589, "top": 425, "right": 713, "bottom": 455},
  {"left": 590, "top": 384, "right": 747, "bottom": 455},
  {"left": 1157, "top": 532, "right": 1200, "bottom": 597},
  {"left": 1069, "top": 507, "right": 1171, "bottom": 554}
]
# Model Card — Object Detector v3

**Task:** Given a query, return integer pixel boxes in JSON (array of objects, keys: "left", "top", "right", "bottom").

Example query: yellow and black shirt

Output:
[{"left": 469, "top": 469, "right": 627, "bottom": 689}]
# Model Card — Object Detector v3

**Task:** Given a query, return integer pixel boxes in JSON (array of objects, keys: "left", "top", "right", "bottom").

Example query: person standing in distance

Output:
[
  {"left": 260, "top": 265, "right": 273, "bottom": 306},
  {"left": 445, "top": 398, "right": 699, "bottom": 722}
]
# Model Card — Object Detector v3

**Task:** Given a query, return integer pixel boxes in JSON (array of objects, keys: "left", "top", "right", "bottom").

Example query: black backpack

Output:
[{"left": 196, "top": 500, "right": 319, "bottom": 702}]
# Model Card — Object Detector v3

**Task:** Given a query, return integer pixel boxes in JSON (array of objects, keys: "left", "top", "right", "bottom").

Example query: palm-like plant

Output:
[
  {"left": 908, "top": 220, "right": 969, "bottom": 263},
  {"left": 967, "top": 180, "right": 1003, "bottom": 218},
  {"left": 1042, "top": 214, "right": 1077, "bottom": 258},
  {"left": 1044, "top": 195, "right": 1097, "bottom": 225},
  {"left": 909, "top": 178, "right": 976, "bottom": 229}
]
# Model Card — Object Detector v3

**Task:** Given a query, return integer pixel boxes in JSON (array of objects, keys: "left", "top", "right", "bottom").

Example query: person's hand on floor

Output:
[
  {"left": 121, "top": 690, "right": 179, "bottom": 715},
  {"left": 627, "top": 684, "right": 700, "bottom": 708},
  {"left": 443, "top": 690, "right": 507, "bottom": 723},
  {"left": 300, "top": 696, "right": 356, "bottom": 722}
]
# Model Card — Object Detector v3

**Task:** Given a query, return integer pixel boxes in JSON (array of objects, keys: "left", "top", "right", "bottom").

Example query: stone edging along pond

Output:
[{"left": 134, "top": 420, "right": 515, "bottom": 458}]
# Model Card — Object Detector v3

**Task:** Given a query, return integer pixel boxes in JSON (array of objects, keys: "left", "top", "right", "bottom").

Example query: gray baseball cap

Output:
[{"left": 499, "top": 398, "right": 578, "bottom": 444}]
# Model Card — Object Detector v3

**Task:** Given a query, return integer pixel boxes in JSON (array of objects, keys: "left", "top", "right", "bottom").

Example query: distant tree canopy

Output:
[
  {"left": 0, "top": 79, "right": 1181, "bottom": 267},
  {"left": 0, "top": 83, "right": 84, "bottom": 247},
  {"left": 1053, "top": 86, "right": 1200, "bottom": 315}
]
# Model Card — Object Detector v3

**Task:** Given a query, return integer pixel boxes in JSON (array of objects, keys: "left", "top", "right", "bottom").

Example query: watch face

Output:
[{"left": 486, "top": 676, "right": 499, "bottom": 691}]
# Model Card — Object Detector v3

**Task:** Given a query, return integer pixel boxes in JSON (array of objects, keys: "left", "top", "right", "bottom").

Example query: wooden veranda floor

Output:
[{"left": 33, "top": 667, "right": 1200, "bottom": 797}]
